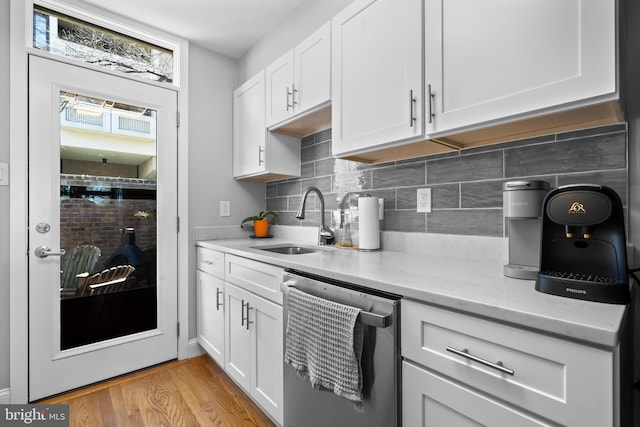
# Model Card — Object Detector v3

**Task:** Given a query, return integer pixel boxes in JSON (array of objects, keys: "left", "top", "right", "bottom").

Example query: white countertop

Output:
[{"left": 197, "top": 236, "right": 628, "bottom": 348}]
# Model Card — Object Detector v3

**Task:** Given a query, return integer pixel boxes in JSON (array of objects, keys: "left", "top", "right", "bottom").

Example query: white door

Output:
[
  {"left": 224, "top": 282, "right": 252, "bottom": 391},
  {"left": 251, "top": 294, "right": 283, "bottom": 425},
  {"left": 233, "top": 71, "right": 267, "bottom": 178},
  {"left": 265, "top": 51, "right": 294, "bottom": 127},
  {"left": 197, "top": 271, "right": 225, "bottom": 366},
  {"left": 424, "top": 0, "right": 616, "bottom": 136},
  {"left": 28, "top": 55, "right": 178, "bottom": 401},
  {"left": 294, "top": 22, "right": 331, "bottom": 115},
  {"left": 331, "top": 0, "right": 423, "bottom": 157}
]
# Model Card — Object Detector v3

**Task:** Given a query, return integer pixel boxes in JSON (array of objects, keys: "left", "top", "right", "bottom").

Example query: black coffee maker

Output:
[{"left": 535, "top": 184, "right": 630, "bottom": 304}]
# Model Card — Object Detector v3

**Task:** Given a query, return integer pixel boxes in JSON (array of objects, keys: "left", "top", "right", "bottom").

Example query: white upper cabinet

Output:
[
  {"left": 266, "top": 23, "right": 331, "bottom": 128},
  {"left": 425, "top": 0, "right": 617, "bottom": 136},
  {"left": 233, "top": 70, "right": 301, "bottom": 181},
  {"left": 331, "top": 0, "right": 424, "bottom": 158}
]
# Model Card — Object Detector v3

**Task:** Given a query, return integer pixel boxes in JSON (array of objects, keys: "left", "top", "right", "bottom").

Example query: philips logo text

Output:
[{"left": 566, "top": 287, "right": 587, "bottom": 295}]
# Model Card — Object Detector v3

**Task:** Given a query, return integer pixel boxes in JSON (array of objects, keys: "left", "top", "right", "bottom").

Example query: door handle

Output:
[
  {"left": 241, "top": 299, "right": 253, "bottom": 330},
  {"left": 292, "top": 83, "right": 298, "bottom": 106},
  {"left": 216, "top": 288, "right": 223, "bottom": 311},
  {"left": 427, "top": 84, "right": 435, "bottom": 124},
  {"left": 35, "top": 246, "right": 66, "bottom": 258},
  {"left": 258, "top": 146, "right": 264, "bottom": 165},
  {"left": 286, "top": 87, "right": 293, "bottom": 111},
  {"left": 409, "top": 90, "right": 417, "bottom": 127}
]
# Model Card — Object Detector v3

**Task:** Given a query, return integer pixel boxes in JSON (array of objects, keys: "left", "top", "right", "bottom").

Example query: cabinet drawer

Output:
[
  {"left": 401, "top": 300, "right": 615, "bottom": 426},
  {"left": 403, "top": 361, "right": 551, "bottom": 427},
  {"left": 225, "top": 254, "right": 284, "bottom": 305},
  {"left": 197, "top": 247, "right": 225, "bottom": 278}
]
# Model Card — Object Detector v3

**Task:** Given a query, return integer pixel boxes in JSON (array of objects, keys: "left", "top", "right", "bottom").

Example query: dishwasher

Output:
[{"left": 281, "top": 270, "right": 401, "bottom": 427}]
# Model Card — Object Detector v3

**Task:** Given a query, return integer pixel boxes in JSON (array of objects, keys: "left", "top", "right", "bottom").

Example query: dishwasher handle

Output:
[{"left": 281, "top": 282, "right": 391, "bottom": 328}]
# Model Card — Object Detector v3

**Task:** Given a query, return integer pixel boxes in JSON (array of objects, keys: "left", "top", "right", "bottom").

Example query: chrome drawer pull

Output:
[{"left": 446, "top": 346, "right": 515, "bottom": 376}]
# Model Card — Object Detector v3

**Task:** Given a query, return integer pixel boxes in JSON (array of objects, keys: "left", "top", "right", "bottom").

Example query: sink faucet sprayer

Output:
[{"left": 295, "top": 186, "right": 335, "bottom": 245}]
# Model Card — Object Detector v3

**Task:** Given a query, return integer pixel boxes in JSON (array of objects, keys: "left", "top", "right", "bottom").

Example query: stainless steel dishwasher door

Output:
[{"left": 282, "top": 270, "right": 401, "bottom": 427}]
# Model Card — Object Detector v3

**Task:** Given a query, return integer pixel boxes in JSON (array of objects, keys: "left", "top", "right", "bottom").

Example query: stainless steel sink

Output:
[{"left": 253, "top": 245, "right": 321, "bottom": 255}]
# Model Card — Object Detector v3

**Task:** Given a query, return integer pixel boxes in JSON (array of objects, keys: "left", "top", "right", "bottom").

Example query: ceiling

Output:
[{"left": 76, "top": 0, "right": 309, "bottom": 58}]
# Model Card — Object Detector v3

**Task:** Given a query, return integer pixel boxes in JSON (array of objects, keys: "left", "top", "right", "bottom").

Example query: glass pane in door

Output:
[{"left": 58, "top": 91, "right": 158, "bottom": 350}]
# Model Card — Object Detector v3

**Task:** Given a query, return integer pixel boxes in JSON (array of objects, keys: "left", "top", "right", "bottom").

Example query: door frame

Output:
[{"left": 9, "top": 0, "right": 191, "bottom": 403}]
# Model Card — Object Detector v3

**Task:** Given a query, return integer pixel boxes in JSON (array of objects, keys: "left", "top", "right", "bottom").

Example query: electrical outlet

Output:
[
  {"left": 220, "top": 200, "right": 230, "bottom": 217},
  {"left": 417, "top": 188, "right": 431, "bottom": 213}
]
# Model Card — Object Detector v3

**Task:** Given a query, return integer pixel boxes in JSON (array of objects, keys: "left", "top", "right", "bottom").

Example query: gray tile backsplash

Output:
[{"left": 266, "top": 124, "right": 628, "bottom": 237}]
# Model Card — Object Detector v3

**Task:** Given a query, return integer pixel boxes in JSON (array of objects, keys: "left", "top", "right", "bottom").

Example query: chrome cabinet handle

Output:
[
  {"left": 258, "top": 146, "right": 264, "bottom": 165},
  {"left": 427, "top": 84, "right": 435, "bottom": 124},
  {"left": 409, "top": 90, "right": 417, "bottom": 127},
  {"left": 35, "top": 246, "right": 66, "bottom": 258},
  {"left": 446, "top": 346, "right": 515, "bottom": 376},
  {"left": 241, "top": 299, "right": 246, "bottom": 326},
  {"left": 216, "top": 288, "right": 223, "bottom": 311},
  {"left": 286, "top": 87, "right": 293, "bottom": 111},
  {"left": 203, "top": 259, "right": 214, "bottom": 265},
  {"left": 292, "top": 83, "right": 298, "bottom": 106},
  {"left": 241, "top": 299, "right": 253, "bottom": 330}
]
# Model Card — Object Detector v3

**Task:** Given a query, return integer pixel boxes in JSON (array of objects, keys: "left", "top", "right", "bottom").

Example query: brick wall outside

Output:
[{"left": 60, "top": 175, "right": 156, "bottom": 270}]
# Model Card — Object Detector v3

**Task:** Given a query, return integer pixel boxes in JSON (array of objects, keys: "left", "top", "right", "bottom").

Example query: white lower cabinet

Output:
[
  {"left": 196, "top": 247, "right": 284, "bottom": 425},
  {"left": 225, "top": 282, "right": 252, "bottom": 390},
  {"left": 402, "top": 300, "right": 619, "bottom": 427},
  {"left": 196, "top": 247, "right": 226, "bottom": 367},
  {"left": 225, "top": 282, "right": 283, "bottom": 425},
  {"left": 196, "top": 270, "right": 225, "bottom": 366}
]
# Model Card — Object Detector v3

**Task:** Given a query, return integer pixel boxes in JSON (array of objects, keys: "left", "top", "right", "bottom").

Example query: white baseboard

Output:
[
  {"left": 188, "top": 338, "right": 205, "bottom": 358},
  {"left": 0, "top": 388, "right": 10, "bottom": 404}
]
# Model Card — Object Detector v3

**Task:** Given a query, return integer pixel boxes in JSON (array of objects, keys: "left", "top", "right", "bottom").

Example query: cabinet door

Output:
[
  {"left": 224, "top": 282, "right": 252, "bottom": 391},
  {"left": 403, "top": 361, "right": 553, "bottom": 427},
  {"left": 294, "top": 22, "right": 331, "bottom": 115},
  {"left": 251, "top": 295, "right": 283, "bottom": 425},
  {"left": 233, "top": 71, "right": 266, "bottom": 177},
  {"left": 197, "top": 271, "right": 225, "bottom": 367},
  {"left": 425, "top": 0, "right": 616, "bottom": 136},
  {"left": 266, "top": 51, "right": 295, "bottom": 127},
  {"left": 332, "top": 0, "right": 423, "bottom": 157}
]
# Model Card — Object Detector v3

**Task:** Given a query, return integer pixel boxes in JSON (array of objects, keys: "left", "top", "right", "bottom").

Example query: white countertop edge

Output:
[{"left": 196, "top": 237, "right": 627, "bottom": 348}]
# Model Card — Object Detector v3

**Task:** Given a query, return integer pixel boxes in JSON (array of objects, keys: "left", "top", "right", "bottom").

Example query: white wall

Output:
[
  {"left": 0, "top": 0, "right": 10, "bottom": 392},
  {"left": 237, "top": 0, "right": 352, "bottom": 83},
  {"left": 187, "top": 43, "right": 264, "bottom": 338}
]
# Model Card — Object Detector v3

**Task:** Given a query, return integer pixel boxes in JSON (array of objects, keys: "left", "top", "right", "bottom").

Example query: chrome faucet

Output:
[{"left": 296, "top": 186, "right": 335, "bottom": 245}]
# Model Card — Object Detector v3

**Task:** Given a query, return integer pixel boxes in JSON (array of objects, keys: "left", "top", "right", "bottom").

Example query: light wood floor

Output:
[{"left": 40, "top": 355, "right": 275, "bottom": 427}]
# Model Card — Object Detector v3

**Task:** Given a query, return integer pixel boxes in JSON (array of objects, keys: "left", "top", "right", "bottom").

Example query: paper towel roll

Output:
[{"left": 358, "top": 196, "right": 380, "bottom": 250}]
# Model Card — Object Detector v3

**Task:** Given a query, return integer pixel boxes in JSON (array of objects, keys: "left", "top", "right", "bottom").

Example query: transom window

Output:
[{"left": 33, "top": 6, "right": 174, "bottom": 84}]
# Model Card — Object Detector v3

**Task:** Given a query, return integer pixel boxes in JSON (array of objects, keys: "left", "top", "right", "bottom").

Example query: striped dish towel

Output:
[{"left": 284, "top": 287, "right": 364, "bottom": 412}]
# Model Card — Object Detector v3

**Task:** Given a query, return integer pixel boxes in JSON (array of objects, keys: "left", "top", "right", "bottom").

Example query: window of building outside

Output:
[{"left": 33, "top": 6, "right": 174, "bottom": 84}]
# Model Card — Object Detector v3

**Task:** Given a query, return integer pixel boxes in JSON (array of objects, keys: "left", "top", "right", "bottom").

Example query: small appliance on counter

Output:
[
  {"left": 535, "top": 184, "right": 630, "bottom": 304},
  {"left": 503, "top": 180, "right": 550, "bottom": 279}
]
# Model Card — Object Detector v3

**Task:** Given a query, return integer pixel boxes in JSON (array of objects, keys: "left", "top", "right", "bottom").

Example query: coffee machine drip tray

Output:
[{"left": 540, "top": 270, "right": 619, "bottom": 284}]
